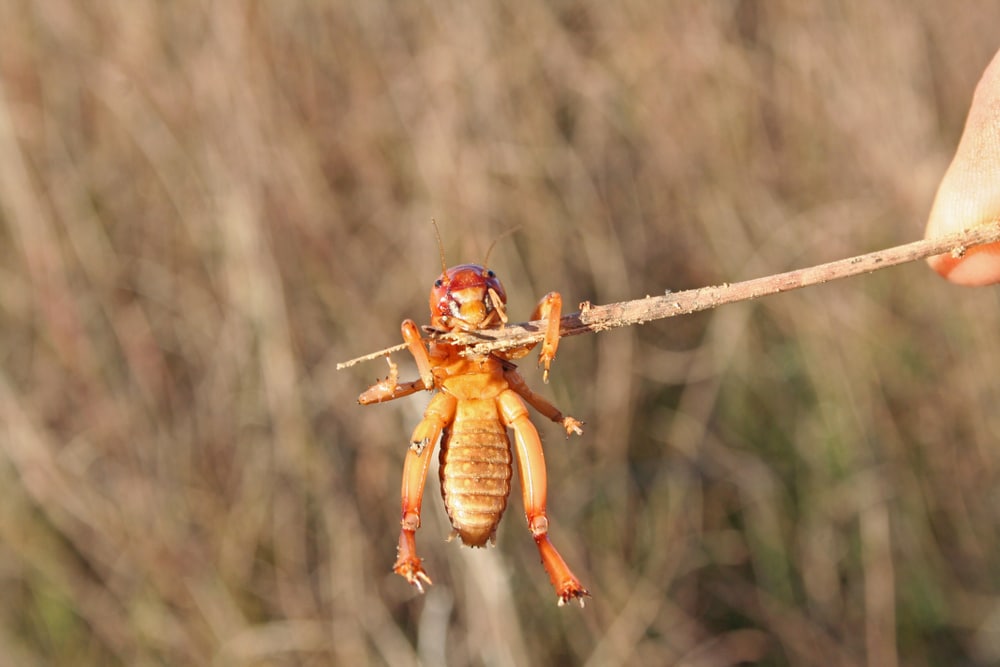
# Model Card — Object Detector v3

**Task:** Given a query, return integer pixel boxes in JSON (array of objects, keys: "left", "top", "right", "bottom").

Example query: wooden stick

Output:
[{"left": 337, "top": 222, "right": 1000, "bottom": 369}]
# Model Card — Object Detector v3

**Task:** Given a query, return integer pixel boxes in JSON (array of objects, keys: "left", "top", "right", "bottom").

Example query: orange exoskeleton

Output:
[{"left": 358, "top": 236, "right": 589, "bottom": 606}]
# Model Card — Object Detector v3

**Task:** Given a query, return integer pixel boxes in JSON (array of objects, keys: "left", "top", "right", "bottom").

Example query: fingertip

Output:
[
  {"left": 923, "top": 49, "right": 1000, "bottom": 285},
  {"left": 927, "top": 241, "right": 1000, "bottom": 286}
]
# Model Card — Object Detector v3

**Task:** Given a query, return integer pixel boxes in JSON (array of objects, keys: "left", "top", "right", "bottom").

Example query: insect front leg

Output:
[
  {"left": 503, "top": 368, "right": 584, "bottom": 436},
  {"left": 530, "top": 292, "right": 562, "bottom": 383},
  {"left": 360, "top": 319, "right": 437, "bottom": 404},
  {"left": 402, "top": 319, "right": 435, "bottom": 390},
  {"left": 497, "top": 390, "right": 590, "bottom": 606},
  {"left": 358, "top": 357, "right": 427, "bottom": 405},
  {"left": 393, "top": 391, "right": 457, "bottom": 593}
]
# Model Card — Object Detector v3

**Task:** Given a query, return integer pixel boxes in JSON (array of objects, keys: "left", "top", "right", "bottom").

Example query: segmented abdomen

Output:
[{"left": 439, "top": 399, "right": 512, "bottom": 547}]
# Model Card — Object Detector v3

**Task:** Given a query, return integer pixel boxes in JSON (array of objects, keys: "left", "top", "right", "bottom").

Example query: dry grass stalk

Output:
[{"left": 339, "top": 222, "right": 1000, "bottom": 368}]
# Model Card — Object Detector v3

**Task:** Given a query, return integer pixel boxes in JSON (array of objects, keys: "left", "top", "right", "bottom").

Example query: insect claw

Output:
[
  {"left": 551, "top": 577, "right": 591, "bottom": 607},
  {"left": 407, "top": 568, "right": 433, "bottom": 594},
  {"left": 556, "top": 589, "right": 590, "bottom": 607},
  {"left": 410, "top": 569, "right": 433, "bottom": 594},
  {"left": 563, "top": 417, "right": 584, "bottom": 437},
  {"left": 383, "top": 356, "right": 399, "bottom": 392},
  {"left": 394, "top": 554, "right": 434, "bottom": 593}
]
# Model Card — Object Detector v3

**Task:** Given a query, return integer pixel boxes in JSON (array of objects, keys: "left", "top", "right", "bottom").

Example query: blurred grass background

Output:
[{"left": 1, "top": 1, "right": 999, "bottom": 665}]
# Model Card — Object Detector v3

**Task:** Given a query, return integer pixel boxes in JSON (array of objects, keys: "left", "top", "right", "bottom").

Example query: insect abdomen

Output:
[{"left": 439, "top": 399, "right": 512, "bottom": 547}]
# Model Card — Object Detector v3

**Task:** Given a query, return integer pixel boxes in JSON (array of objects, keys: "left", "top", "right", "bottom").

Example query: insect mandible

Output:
[{"left": 358, "top": 231, "right": 589, "bottom": 606}]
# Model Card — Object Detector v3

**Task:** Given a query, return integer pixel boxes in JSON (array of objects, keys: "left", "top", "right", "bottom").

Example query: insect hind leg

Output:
[
  {"left": 497, "top": 390, "right": 589, "bottom": 605},
  {"left": 393, "top": 392, "right": 456, "bottom": 592}
]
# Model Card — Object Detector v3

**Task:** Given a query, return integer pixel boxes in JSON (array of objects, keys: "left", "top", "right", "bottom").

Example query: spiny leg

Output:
[
  {"left": 394, "top": 392, "right": 456, "bottom": 591},
  {"left": 358, "top": 320, "right": 437, "bottom": 404},
  {"left": 530, "top": 292, "right": 563, "bottom": 383},
  {"left": 497, "top": 390, "right": 589, "bottom": 606},
  {"left": 358, "top": 357, "right": 427, "bottom": 405},
  {"left": 359, "top": 377, "right": 425, "bottom": 405},
  {"left": 503, "top": 368, "right": 584, "bottom": 436}
]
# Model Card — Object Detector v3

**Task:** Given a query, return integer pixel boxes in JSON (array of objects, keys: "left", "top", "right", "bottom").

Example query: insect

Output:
[{"left": 358, "top": 236, "right": 589, "bottom": 606}]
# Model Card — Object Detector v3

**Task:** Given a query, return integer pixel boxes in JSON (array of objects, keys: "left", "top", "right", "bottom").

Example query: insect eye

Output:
[{"left": 434, "top": 279, "right": 443, "bottom": 288}]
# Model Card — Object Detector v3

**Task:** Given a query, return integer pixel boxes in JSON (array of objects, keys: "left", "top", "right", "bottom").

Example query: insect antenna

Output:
[
  {"left": 481, "top": 225, "right": 522, "bottom": 269},
  {"left": 431, "top": 218, "right": 448, "bottom": 278}
]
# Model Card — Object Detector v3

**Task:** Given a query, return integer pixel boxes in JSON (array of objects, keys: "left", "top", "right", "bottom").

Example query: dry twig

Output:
[{"left": 338, "top": 223, "right": 1000, "bottom": 369}]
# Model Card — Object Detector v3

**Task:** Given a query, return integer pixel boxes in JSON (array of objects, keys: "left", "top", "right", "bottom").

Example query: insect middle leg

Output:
[
  {"left": 497, "top": 390, "right": 589, "bottom": 605},
  {"left": 393, "top": 391, "right": 456, "bottom": 592},
  {"left": 503, "top": 368, "right": 584, "bottom": 436}
]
